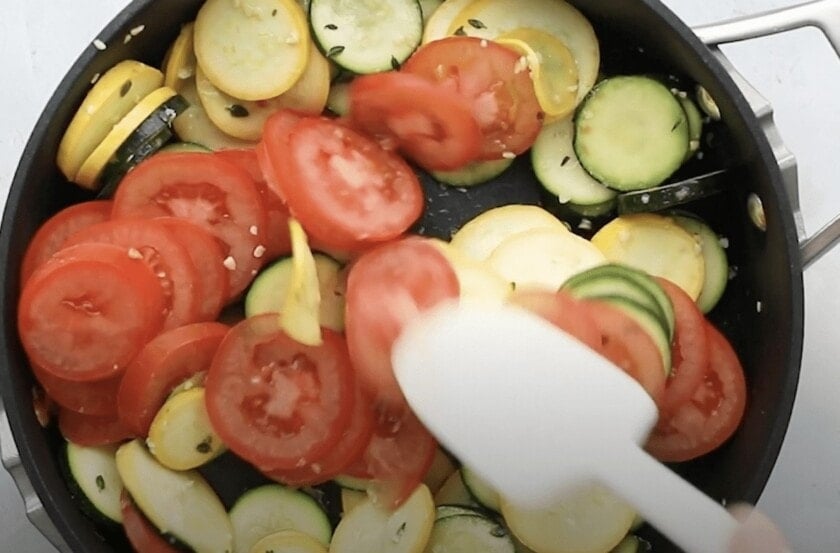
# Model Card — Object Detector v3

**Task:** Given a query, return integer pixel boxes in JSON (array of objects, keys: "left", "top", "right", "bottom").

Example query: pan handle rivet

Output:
[{"left": 747, "top": 193, "right": 767, "bottom": 232}]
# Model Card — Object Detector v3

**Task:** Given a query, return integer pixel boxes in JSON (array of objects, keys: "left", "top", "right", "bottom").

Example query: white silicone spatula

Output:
[{"left": 391, "top": 301, "right": 740, "bottom": 553}]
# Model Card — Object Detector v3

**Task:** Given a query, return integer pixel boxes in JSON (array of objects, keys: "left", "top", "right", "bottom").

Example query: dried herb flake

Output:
[
  {"left": 671, "top": 120, "right": 682, "bottom": 132},
  {"left": 226, "top": 104, "right": 250, "bottom": 118},
  {"left": 324, "top": 23, "right": 338, "bottom": 30},
  {"left": 390, "top": 56, "right": 401, "bottom": 71},
  {"left": 119, "top": 80, "right": 132, "bottom": 97},
  {"left": 95, "top": 475, "right": 106, "bottom": 491},
  {"left": 196, "top": 437, "right": 213, "bottom": 454},
  {"left": 453, "top": 26, "right": 467, "bottom": 36},
  {"left": 326, "top": 45, "right": 345, "bottom": 58},
  {"left": 560, "top": 156, "right": 571, "bottom": 167},
  {"left": 468, "top": 18, "right": 486, "bottom": 29}
]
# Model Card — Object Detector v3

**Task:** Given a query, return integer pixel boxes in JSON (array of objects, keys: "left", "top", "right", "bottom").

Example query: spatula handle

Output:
[{"left": 602, "top": 447, "right": 739, "bottom": 553}]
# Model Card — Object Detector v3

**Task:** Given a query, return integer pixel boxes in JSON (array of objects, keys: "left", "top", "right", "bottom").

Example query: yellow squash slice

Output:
[
  {"left": 250, "top": 530, "right": 328, "bottom": 553},
  {"left": 280, "top": 219, "right": 323, "bottom": 346}
]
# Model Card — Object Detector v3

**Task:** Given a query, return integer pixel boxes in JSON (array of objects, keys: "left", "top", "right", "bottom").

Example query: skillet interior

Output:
[{"left": 0, "top": 0, "right": 804, "bottom": 551}]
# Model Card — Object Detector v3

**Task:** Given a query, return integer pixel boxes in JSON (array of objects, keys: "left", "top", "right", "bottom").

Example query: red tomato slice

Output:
[
  {"left": 117, "top": 322, "right": 229, "bottom": 437},
  {"left": 349, "top": 72, "right": 482, "bottom": 171},
  {"left": 267, "top": 382, "right": 376, "bottom": 487},
  {"left": 120, "top": 491, "right": 182, "bottom": 553},
  {"left": 509, "top": 289, "right": 603, "bottom": 352},
  {"left": 343, "top": 405, "right": 437, "bottom": 509},
  {"left": 403, "top": 36, "right": 544, "bottom": 160},
  {"left": 18, "top": 243, "right": 166, "bottom": 382},
  {"left": 111, "top": 151, "right": 268, "bottom": 299},
  {"left": 655, "top": 278, "right": 710, "bottom": 415},
  {"left": 345, "top": 238, "right": 460, "bottom": 405},
  {"left": 270, "top": 117, "right": 424, "bottom": 251},
  {"left": 156, "top": 217, "right": 230, "bottom": 322},
  {"left": 205, "top": 314, "right": 355, "bottom": 471},
  {"left": 64, "top": 218, "right": 202, "bottom": 330},
  {"left": 258, "top": 109, "right": 306, "bottom": 202},
  {"left": 645, "top": 322, "right": 747, "bottom": 463},
  {"left": 31, "top": 363, "right": 121, "bottom": 416},
  {"left": 58, "top": 408, "right": 133, "bottom": 446},
  {"left": 582, "top": 300, "right": 667, "bottom": 403},
  {"left": 214, "top": 148, "right": 293, "bottom": 260},
  {"left": 20, "top": 200, "right": 112, "bottom": 284}
]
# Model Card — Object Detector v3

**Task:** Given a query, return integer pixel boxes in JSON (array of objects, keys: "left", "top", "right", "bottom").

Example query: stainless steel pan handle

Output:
[{"left": 692, "top": 0, "right": 840, "bottom": 269}]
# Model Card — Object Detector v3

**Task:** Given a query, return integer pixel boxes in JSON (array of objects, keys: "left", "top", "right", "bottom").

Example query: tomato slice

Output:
[
  {"left": 117, "top": 322, "right": 229, "bottom": 437},
  {"left": 345, "top": 238, "right": 460, "bottom": 405},
  {"left": 214, "top": 148, "right": 293, "bottom": 260},
  {"left": 31, "top": 363, "right": 121, "bottom": 416},
  {"left": 655, "top": 278, "right": 710, "bottom": 415},
  {"left": 64, "top": 218, "right": 202, "bottom": 329},
  {"left": 349, "top": 72, "right": 482, "bottom": 171},
  {"left": 111, "top": 151, "right": 268, "bottom": 299},
  {"left": 267, "top": 382, "right": 376, "bottom": 487},
  {"left": 156, "top": 217, "right": 230, "bottom": 321},
  {"left": 269, "top": 117, "right": 424, "bottom": 251},
  {"left": 58, "top": 408, "right": 133, "bottom": 446},
  {"left": 18, "top": 243, "right": 166, "bottom": 382},
  {"left": 582, "top": 299, "right": 667, "bottom": 403},
  {"left": 645, "top": 322, "right": 747, "bottom": 463},
  {"left": 120, "top": 491, "right": 182, "bottom": 553},
  {"left": 403, "top": 36, "right": 544, "bottom": 160},
  {"left": 343, "top": 405, "right": 437, "bottom": 509},
  {"left": 20, "top": 200, "right": 112, "bottom": 285},
  {"left": 205, "top": 314, "right": 354, "bottom": 471},
  {"left": 508, "top": 289, "right": 603, "bottom": 352},
  {"left": 258, "top": 109, "right": 306, "bottom": 202}
]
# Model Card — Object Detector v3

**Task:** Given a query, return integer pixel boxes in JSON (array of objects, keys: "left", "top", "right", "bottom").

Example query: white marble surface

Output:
[{"left": 1, "top": 1, "right": 839, "bottom": 551}]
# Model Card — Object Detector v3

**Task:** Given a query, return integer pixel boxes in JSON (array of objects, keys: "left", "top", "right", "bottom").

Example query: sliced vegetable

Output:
[
  {"left": 341, "top": 488, "right": 368, "bottom": 516},
  {"left": 425, "top": 511, "right": 515, "bottom": 553},
  {"left": 461, "top": 466, "right": 501, "bottom": 512},
  {"left": 433, "top": 470, "right": 478, "bottom": 507},
  {"left": 431, "top": 158, "right": 513, "bottom": 188},
  {"left": 671, "top": 214, "right": 729, "bottom": 313},
  {"left": 278, "top": 219, "right": 323, "bottom": 346},
  {"left": 57, "top": 60, "right": 164, "bottom": 181},
  {"left": 575, "top": 76, "right": 689, "bottom": 191},
  {"left": 418, "top": 0, "right": 444, "bottom": 23},
  {"left": 120, "top": 491, "right": 182, "bottom": 553},
  {"left": 309, "top": 0, "right": 423, "bottom": 74},
  {"left": 62, "top": 442, "right": 124, "bottom": 525},
  {"left": 421, "top": 0, "right": 473, "bottom": 43},
  {"left": 326, "top": 80, "right": 351, "bottom": 116},
  {"left": 508, "top": 289, "right": 603, "bottom": 352},
  {"left": 229, "top": 484, "right": 332, "bottom": 553},
  {"left": 115, "top": 439, "right": 234, "bottom": 553},
  {"left": 679, "top": 94, "right": 704, "bottom": 159},
  {"left": 249, "top": 529, "right": 328, "bottom": 553},
  {"left": 590, "top": 213, "right": 706, "bottom": 300},
  {"left": 58, "top": 409, "right": 133, "bottom": 447},
  {"left": 422, "top": 448, "right": 458, "bottom": 494},
  {"left": 172, "top": 78, "right": 256, "bottom": 150},
  {"left": 147, "top": 387, "right": 225, "bottom": 471},
  {"left": 194, "top": 0, "right": 310, "bottom": 101}
]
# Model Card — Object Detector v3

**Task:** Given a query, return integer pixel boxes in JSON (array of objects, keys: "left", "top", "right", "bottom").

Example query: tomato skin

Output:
[
  {"left": 655, "top": 278, "right": 710, "bottom": 415},
  {"left": 120, "top": 492, "right": 182, "bottom": 553},
  {"left": 267, "top": 382, "right": 376, "bottom": 487},
  {"left": 205, "top": 315, "right": 355, "bottom": 471},
  {"left": 20, "top": 200, "right": 112, "bottom": 285},
  {"left": 58, "top": 408, "right": 133, "bottom": 446},
  {"left": 645, "top": 322, "right": 747, "bottom": 463},
  {"left": 349, "top": 72, "right": 483, "bottom": 171},
  {"left": 403, "top": 36, "right": 544, "bottom": 160},
  {"left": 111, "top": 151, "right": 268, "bottom": 299},
  {"left": 345, "top": 238, "right": 460, "bottom": 405},
  {"left": 508, "top": 289, "right": 603, "bottom": 352},
  {"left": 583, "top": 300, "right": 667, "bottom": 404},
  {"left": 157, "top": 217, "right": 230, "bottom": 322},
  {"left": 271, "top": 117, "right": 424, "bottom": 252},
  {"left": 117, "top": 322, "right": 229, "bottom": 437},
  {"left": 343, "top": 405, "right": 437, "bottom": 509},
  {"left": 18, "top": 243, "right": 166, "bottom": 382},
  {"left": 31, "top": 363, "right": 121, "bottom": 416},
  {"left": 64, "top": 218, "right": 202, "bottom": 330},
  {"left": 214, "top": 148, "right": 293, "bottom": 260},
  {"left": 258, "top": 109, "right": 306, "bottom": 202}
]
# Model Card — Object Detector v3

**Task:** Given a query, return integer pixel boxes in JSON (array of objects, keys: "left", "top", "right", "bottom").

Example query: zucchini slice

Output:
[
  {"left": 230, "top": 485, "right": 332, "bottom": 553},
  {"left": 174, "top": 78, "right": 257, "bottom": 151},
  {"left": 501, "top": 483, "right": 636, "bottom": 553},
  {"left": 426, "top": 512, "right": 515, "bottom": 553},
  {"left": 115, "top": 439, "right": 234, "bottom": 553},
  {"left": 329, "top": 484, "right": 434, "bottom": 553},
  {"left": 163, "top": 22, "right": 196, "bottom": 90},
  {"left": 309, "top": 0, "right": 423, "bottom": 74},
  {"left": 194, "top": 0, "right": 310, "bottom": 101},
  {"left": 575, "top": 76, "right": 689, "bottom": 191},
  {"left": 196, "top": 43, "right": 330, "bottom": 141},
  {"left": 57, "top": 60, "right": 164, "bottom": 181},
  {"left": 679, "top": 95, "right": 704, "bottom": 160},
  {"left": 421, "top": 0, "right": 473, "bottom": 43},
  {"left": 62, "top": 442, "right": 124, "bottom": 526},
  {"left": 487, "top": 227, "right": 606, "bottom": 292},
  {"left": 531, "top": 117, "right": 616, "bottom": 209},
  {"left": 146, "top": 387, "right": 226, "bottom": 471},
  {"left": 74, "top": 86, "right": 179, "bottom": 189},
  {"left": 250, "top": 529, "right": 328, "bottom": 553},
  {"left": 431, "top": 158, "right": 513, "bottom": 188},
  {"left": 671, "top": 214, "right": 729, "bottom": 313},
  {"left": 434, "top": 504, "right": 487, "bottom": 521},
  {"left": 326, "top": 80, "right": 352, "bottom": 116},
  {"left": 590, "top": 214, "right": 706, "bottom": 301},
  {"left": 445, "top": 0, "right": 600, "bottom": 103},
  {"left": 450, "top": 204, "right": 568, "bottom": 262},
  {"left": 461, "top": 466, "right": 501, "bottom": 512}
]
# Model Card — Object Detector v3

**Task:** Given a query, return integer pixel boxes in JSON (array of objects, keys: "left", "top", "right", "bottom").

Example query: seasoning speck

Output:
[
  {"left": 95, "top": 475, "right": 106, "bottom": 491},
  {"left": 226, "top": 104, "right": 250, "bottom": 118},
  {"left": 454, "top": 26, "right": 467, "bottom": 36},
  {"left": 324, "top": 23, "right": 338, "bottom": 30},
  {"left": 502, "top": 151, "right": 516, "bottom": 160},
  {"left": 130, "top": 25, "right": 146, "bottom": 36},
  {"left": 249, "top": 225, "right": 259, "bottom": 236},
  {"left": 124, "top": 34, "right": 132, "bottom": 44},
  {"left": 480, "top": 39, "right": 488, "bottom": 48},
  {"left": 756, "top": 301, "right": 763, "bottom": 313},
  {"left": 127, "top": 248, "right": 143, "bottom": 260},
  {"left": 223, "top": 256, "right": 237, "bottom": 271},
  {"left": 560, "top": 155, "right": 571, "bottom": 167},
  {"left": 196, "top": 437, "right": 213, "bottom": 454},
  {"left": 253, "top": 245, "right": 266, "bottom": 259},
  {"left": 326, "top": 45, "right": 345, "bottom": 58},
  {"left": 90, "top": 72, "right": 101, "bottom": 84},
  {"left": 641, "top": 193, "right": 650, "bottom": 205},
  {"left": 120, "top": 80, "right": 132, "bottom": 97},
  {"left": 93, "top": 38, "right": 107, "bottom": 51},
  {"left": 719, "top": 237, "right": 730, "bottom": 249},
  {"left": 468, "top": 18, "right": 486, "bottom": 29},
  {"left": 578, "top": 218, "right": 593, "bottom": 231},
  {"left": 391, "top": 56, "right": 401, "bottom": 71}
]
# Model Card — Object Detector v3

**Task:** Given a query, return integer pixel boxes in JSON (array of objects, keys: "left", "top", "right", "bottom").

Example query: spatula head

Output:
[{"left": 392, "top": 301, "right": 659, "bottom": 508}]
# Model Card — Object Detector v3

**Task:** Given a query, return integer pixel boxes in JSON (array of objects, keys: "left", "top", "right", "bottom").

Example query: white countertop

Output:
[{"left": 2, "top": 1, "right": 839, "bottom": 551}]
